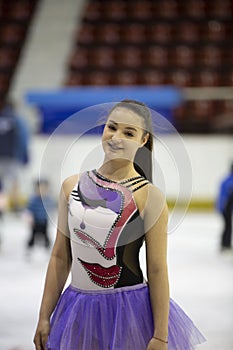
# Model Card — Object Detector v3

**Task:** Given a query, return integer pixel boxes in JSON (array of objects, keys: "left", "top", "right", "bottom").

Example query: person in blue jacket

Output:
[
  {"left": 26, "top": 179, "right": 54, "bottom": 250},
  {"left": 217, "top": 162, "right": 233, "bottom": 250},
  {"left": 0, "top": 100, "right": 30, "bottom": 211}
]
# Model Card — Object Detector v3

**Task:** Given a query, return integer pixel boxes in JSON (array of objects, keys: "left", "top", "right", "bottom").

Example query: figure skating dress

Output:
[{"left": 47, "top": 170, "right": 206, "bottom": 350}]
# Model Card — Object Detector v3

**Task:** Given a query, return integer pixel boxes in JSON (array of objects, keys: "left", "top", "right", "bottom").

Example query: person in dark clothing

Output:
[
  {"left": 217, "top": 162, "right": 233, "bottom": 250},
  {"left": 0, "top": 100, "right": 30, "bottom": 211},
  {"left": 0, "top": 178, "right": 3, "bottom": 217},
  {"left": 26, "top": 179, "right": 54, "bottom": 250},
  {"left": 0, "top": 178, "right": 3, "bottom": 248}
]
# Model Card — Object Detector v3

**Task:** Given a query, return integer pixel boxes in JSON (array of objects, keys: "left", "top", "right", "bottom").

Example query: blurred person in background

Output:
[
  {"left": 26, "top": 179, "right": 55, "bottom": 252},
  {"left": 0, "top": 178, "right": 3, "bottom": 217},
  {"left": 0, "top": 99, "right": 30, "bottom": 212},
  {"left": 0, "top": 178, "right": 3, "bottom": 248},
  {"left": 217, "top": 162, "right": 233, "bottom": 251}
]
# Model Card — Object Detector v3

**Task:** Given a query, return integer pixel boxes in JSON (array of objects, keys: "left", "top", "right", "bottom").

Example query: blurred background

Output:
[{"left": 0, "top": 0, "right": 232, "bottom": 349}]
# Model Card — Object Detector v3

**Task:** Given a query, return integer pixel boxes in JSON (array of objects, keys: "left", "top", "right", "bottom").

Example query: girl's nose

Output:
[{"left": 111, "top": 130, "right": 122, "bottom": 141}]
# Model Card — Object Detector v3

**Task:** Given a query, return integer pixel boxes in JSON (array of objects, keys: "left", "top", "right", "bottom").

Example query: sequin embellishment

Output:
[{"left": 78, "top": 258, "right": 122, "bottom": 288}]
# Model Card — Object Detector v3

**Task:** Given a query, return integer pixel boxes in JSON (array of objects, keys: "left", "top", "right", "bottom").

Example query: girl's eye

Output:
[
  {"left": 107, "top": 124, "right": 116, "bottom": 131},
  {"left": 125, "top": 131, "right": 134, "bottom": 137}
]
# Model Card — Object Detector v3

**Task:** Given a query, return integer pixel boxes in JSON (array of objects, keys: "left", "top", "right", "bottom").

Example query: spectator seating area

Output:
[
  {"left": 64, "top": 0, "right": 233, "bottom": 133},
  {"left": 0, "top": 0, "right": 232, "bottom": 133},
  {"left": 0, "top": 0, "right": 39, "bottom": 108}
]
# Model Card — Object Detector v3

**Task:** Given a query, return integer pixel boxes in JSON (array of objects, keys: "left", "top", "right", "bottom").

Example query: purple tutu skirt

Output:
[{"left": 47, "top": 283, "right": 206, "bottom": 350}]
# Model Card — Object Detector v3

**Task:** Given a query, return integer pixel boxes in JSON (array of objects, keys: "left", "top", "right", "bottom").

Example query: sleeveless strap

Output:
[
  {"left": 92, "top": 169, "right": 149, "bottom": 193},
  {"left": 121, "top": 177, "right": 149, "bottom": 193},
  {"left": 119, "top": 175, "right": 143, "bottom": 185},
  {"left": 132, "top": 181, "right": 149, "bottom": 193}
]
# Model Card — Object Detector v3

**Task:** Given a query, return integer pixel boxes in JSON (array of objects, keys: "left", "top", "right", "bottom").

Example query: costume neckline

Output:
[{"left": 92, "top": 169, "right": 144, "bottom": 185}]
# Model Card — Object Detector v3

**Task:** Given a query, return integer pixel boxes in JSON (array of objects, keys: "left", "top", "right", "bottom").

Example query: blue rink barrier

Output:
[{"left": 25, "top": 86, "right": 183, "bottom": 134}]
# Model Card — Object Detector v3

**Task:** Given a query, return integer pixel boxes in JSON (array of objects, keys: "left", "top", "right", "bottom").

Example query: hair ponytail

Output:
[{"left": 134, "top": 133, "right": 153, "bottom": 182}]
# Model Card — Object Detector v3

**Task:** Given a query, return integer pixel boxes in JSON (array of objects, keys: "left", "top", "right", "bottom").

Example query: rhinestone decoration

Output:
[
  {"left": 78, "top": 258, "right": 122, "bottom": 288},
  {"left": 80, "top": 221, "right": 86, "bottom": 230}
]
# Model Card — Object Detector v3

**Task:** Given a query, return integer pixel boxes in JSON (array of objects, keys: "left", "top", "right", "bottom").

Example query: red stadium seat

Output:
[
  {"left": 147, "top": 46, "right": 169, "bottom": 68},
  {"left": 149, "top": 23, "right": 173, "bottom": 44},
  {"left": 116, "top": 47, "right": 142, "bottom": 68},
  {"left": 207, "top": 0, "right": 233, "bottom": 18},
  {"left": 83, "top": 2, "right": 102, "bottom": 21},
  {"left": 198, "top": 46, "right": 222, "bottom": 68},
  {"left": 87, "top": 71, "right": 112, "bottom": 86},
  {"left": 121, "top": 24, "right": 146, "bottom": 44},
  {"left": 0, "top": 1, "right": 36, "bottom": 21},
  {"left": 4, "top": 2, "right": 34, "bottom": 21},
  {"left": 222, "top": 100, "right": 233, "bottom": 113},
  {"left": 140, "top": 70, "right": 166, "bottom": 85},
  {"left": 97, "top": 24, "right": 121, "bottom": 44},
  {"left": 90, "top": 48, "right": 116, "bottom": 68},
  {"left": 76, "top": 24, "right": 95, "bottom": 45},
  {"left": 104, "top": 1, "right": 127, "bottom": 20},
  {"left": 195, "top": 70, "right": 220, "bottom": 87},
  {"left": 128, "top": 2, "right": 152, "bottom": 20},
  {"left": 155, "top": 0, "right": 179, "bottom": 18},
  {"left": 0, "top": 47, "right": 19, "bottom": 69},
  {"left": 181, "top": 0, "right": 206, "bottom": 18},
  {"left": 169, "top": 70, "right": 193, "bottom": 87},
  {"left": 0, "top": 23, "right": 26, "bottom": 44},
  {"left": 113, "top": 71, "right": 138, "bottom": 85},
  {"left": 176, "top": 22, "right": 201, "bottom": 43},
  {"left": 0, "top": 73, "right": 11, "bottom": 94},
  {"left": 173, "top": 46, "right": 195, "bottom": 67},
  {"left": 204, "top": 21, "right": 227, "bottom": 42},
  {"left": 189, "top": 100, "right": 215, "bottom": 121},
  {"left": 224, "top": 47, "right": 233, "bottom": 66},
  {"left": 224, "top": 71, "right": 233, "bottom": 86},
  {"left": 68, "top": 49, "right": 89, "bottom": 70},
  {"left": 64, "top": 73, "right": 86, "bottom": 86},
  {"left": 173, "top": 104, "right": 187, "bottom": 122}
]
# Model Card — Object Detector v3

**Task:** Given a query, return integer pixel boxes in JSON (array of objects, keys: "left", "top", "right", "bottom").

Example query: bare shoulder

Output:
[
  {"left": 146, "top": 183, "right": 166, "bottom": 205},
  {"left": 134, "top": 182, "right": 167, "bottom": 215},
  {"left": 146, "top": 183, "right": 168, "bottom": 214},
  {"left": 134, "top": 183, "right": 168, "bottom": 231},
  {"left": 61, "top": 173, "right": 80, "bottom": 201}
]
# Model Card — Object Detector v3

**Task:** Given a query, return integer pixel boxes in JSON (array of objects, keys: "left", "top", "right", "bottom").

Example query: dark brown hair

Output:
[{"left": 108, "top": 99, "right": 154, "bottom": 182}]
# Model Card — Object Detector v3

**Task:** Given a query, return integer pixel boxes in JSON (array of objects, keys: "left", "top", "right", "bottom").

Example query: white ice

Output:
[{"left": 0, "top": 211, "right": 232, "bottom": 350}]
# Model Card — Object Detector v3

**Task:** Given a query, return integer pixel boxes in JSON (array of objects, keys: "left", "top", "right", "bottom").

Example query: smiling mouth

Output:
[{"left": 108, "top": 142, "right": 123, "bottom": 151}]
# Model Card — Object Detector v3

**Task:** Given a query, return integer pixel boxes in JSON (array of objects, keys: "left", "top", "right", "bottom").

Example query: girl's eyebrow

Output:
[
  {"left": 108, "top": 120, "right": 138, "bottom": 132},
  {"left": 108, "top": 120, "right": 117, "bottom": 125}
]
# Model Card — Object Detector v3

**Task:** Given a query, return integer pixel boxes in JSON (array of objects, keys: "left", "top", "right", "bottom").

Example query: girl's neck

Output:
[{"left": 98, "top": 160, "right": 138, "bottom": 182}]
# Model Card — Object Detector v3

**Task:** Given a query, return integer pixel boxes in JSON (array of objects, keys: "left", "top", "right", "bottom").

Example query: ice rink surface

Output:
[{"left": 0, "top": 211, "right": 232, "bottom": 350}]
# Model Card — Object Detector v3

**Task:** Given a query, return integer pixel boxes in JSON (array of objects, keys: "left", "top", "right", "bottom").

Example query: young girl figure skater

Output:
[{"left": 34, "top": 100, "right": 205, "bottom": 350}]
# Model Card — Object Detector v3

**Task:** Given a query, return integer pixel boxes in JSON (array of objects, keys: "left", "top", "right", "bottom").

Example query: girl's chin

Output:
[
  {"left": 105, "top": 153, "right": 123, "bottom": 161},
  {"left": 104, "top": 153, "right": 133, "bottom": 163}
]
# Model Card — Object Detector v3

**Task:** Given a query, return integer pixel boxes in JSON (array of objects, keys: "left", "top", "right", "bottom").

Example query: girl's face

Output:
[{"left": 102, "top": 107, "right": 149, "bottom": 162}]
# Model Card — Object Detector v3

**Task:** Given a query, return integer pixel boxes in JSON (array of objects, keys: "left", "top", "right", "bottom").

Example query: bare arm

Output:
[
  {"left": 144, "top": 185, "right": 169, "bottom": 349},
  {"left": 33, "top": 174, "right": 78, "bottom": 350}
]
